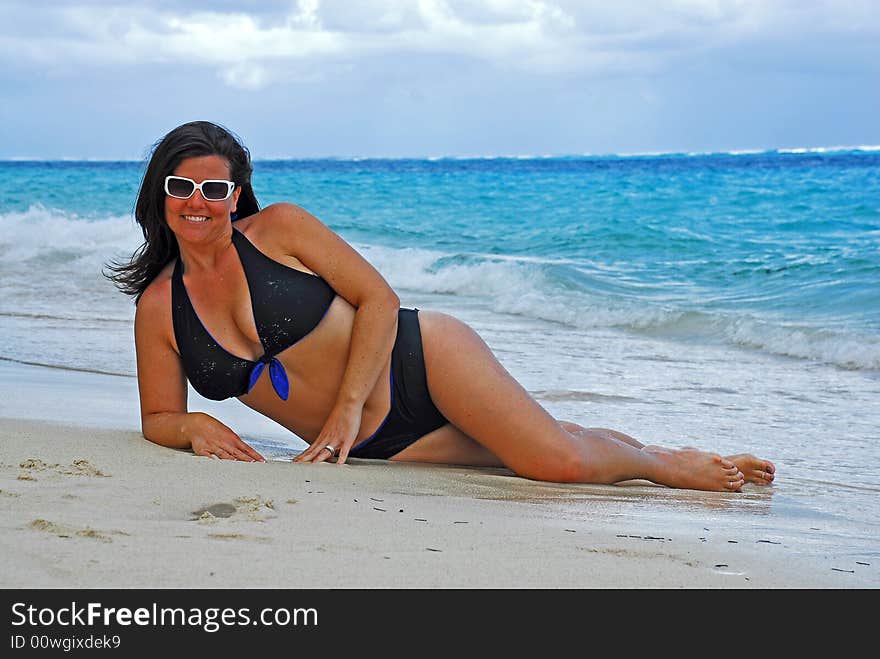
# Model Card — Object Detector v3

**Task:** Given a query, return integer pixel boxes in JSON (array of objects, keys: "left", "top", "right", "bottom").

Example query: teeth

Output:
[{"left": 183, "top": 215, "right": 210, "bottom": 222}]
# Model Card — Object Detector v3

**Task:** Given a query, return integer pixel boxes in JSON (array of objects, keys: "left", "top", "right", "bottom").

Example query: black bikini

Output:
[
  {"left": 349, "top": 308, "right": 448, "bottom": 460},
  {"left": 171, "top": 228, "right": 335, "bottom": 401},
  {"left": 170, "top": 227, "right": 447, "bottom": 459}
]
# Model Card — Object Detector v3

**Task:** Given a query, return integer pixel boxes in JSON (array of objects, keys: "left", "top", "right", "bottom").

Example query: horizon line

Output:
[{"left": 1, "top": 144, "right": 879, "bottom": 163}]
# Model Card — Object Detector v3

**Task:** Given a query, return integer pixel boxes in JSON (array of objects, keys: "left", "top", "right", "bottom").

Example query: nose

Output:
[{"left": 185, "top": 188, "right": 208, "bottom": 208}]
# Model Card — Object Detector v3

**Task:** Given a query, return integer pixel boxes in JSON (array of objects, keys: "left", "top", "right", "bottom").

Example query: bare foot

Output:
[
  {"left": 643, "top": 446, "right": 745, "bottom": 492},
  {"left": 725, "top": 454, "right": 775, "bottom": 485}
]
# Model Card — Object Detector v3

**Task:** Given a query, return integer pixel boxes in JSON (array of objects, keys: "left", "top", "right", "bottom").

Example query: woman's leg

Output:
[
  {"left": 400, "top": 312, "right": 747, "bottom": 491},
  {"left": 395, "top": 422, "right": 774, "bottom": 486},
  {"left": 559, "top": 422, "right": 775, "bottom": 485}
]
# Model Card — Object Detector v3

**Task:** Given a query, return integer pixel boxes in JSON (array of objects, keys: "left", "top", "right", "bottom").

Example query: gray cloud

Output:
[
  {"left": 2, "top": 1, "right": 877, "bottom": 89},
  {"left": 1, "top": 1, "right": 877, "bottom": 158}
]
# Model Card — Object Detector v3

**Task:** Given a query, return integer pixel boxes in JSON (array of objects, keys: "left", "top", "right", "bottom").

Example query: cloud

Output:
[{"left": 1, "top": 0, "right": 878, "bottom": 89}]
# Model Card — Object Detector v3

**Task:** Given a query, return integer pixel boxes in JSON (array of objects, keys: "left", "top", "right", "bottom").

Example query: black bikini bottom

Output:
[{"left": 349, "top": 308, "right": 448, "bottom": 460}]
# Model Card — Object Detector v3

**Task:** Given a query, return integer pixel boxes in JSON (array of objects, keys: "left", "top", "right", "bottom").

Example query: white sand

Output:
[{"left": 0, "top": 361, "right": 874, "bottom": 588}]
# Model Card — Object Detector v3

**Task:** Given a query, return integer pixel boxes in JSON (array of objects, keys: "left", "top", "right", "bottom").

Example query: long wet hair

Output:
[{"left": 104, "top": 120, "right": 260, "bottom": 303}]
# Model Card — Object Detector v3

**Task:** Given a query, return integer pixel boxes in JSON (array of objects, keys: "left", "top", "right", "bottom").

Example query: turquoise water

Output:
[
  {"left": 2, "top": 149, "right": 878, "bottom": 369},
  {"left": 1, "top": 149, "right": 879, "bottom": 551}
]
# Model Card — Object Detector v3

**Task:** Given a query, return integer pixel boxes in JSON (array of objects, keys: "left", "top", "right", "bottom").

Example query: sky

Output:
[{"left": 1, "top": 0, "right": 878, "bottom": 159}]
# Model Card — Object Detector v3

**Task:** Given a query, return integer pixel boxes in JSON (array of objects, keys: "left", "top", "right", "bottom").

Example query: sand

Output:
[
  {"left": 1, "top": 412, "right": 873, "bottom": 589},
  {"left": 0, "top": 359, "right": 875, "bottom": 589}
]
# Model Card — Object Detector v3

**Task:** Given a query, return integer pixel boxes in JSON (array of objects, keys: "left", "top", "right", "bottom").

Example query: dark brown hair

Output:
[{"left": 104, "top": 120, "right": 260, "bottom": 302}]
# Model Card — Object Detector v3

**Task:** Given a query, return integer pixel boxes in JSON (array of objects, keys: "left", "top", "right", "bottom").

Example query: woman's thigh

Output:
[
  {"left": 405, "top": 311, "right": 581, "bottom": 478},
  {"left": 390, "top": 423, "right": 505, "bottom": 467}
]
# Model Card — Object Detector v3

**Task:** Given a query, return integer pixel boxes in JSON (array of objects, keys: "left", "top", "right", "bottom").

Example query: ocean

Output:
[{"left": 1, "top": 148, "right": 878, "bottom": 565}]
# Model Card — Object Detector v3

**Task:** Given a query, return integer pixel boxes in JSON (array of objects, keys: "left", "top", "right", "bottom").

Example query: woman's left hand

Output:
[{"left": 293, "top": 403, "right": 363, "bottom": 465}]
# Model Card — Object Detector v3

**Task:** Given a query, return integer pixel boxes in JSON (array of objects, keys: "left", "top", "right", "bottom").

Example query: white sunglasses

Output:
[{"left": 164, "top": 175, "right": 236, "bottom": 201}]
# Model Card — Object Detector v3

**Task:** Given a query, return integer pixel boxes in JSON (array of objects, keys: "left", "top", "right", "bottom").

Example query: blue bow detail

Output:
[{"left": 247, "top": 356, "right": 290, "bottom": 400}]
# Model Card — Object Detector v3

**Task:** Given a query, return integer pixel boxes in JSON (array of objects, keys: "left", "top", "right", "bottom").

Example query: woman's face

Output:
[{"left": 164, "top": 154, "right": 241, "bottom": 242}]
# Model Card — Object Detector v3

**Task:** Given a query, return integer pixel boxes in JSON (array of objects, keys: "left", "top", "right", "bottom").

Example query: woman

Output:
[{"left": 108, "top": 120, "right": 775, "bottom": 491}]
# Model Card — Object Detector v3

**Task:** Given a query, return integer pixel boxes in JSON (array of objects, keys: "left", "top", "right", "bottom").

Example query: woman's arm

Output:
[
  {"left": 134, "top": 280, "right": 265, "bottom": 462},
  {"left": 267, "top": 203, "right": 400, "bottom": 465}
]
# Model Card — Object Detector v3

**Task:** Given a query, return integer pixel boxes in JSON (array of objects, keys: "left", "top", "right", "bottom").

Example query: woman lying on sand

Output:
[{"left": 107, "top": 121, "right": 775, "bottom": 492}]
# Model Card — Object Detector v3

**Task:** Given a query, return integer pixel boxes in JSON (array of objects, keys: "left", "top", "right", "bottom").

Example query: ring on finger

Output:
[{"left": 322, "top": 445, "right": 337, "bottom": 457}]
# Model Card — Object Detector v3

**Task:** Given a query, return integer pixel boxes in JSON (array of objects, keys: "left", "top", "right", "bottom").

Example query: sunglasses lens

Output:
[
  {"left": 202, "top": 181, "right": 231, "bottom": 201},
  {"left": 167, "top": 177, "right": 195, "bottom": 198}
]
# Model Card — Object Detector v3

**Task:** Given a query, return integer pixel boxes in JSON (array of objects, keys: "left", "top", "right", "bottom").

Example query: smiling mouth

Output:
[{"left": 182, "top": 215, "right": 210, "bottom": 223}]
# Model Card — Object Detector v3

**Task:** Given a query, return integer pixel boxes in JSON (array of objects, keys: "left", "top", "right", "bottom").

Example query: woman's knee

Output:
[{"left": 514, "top": 440, "right": 586, "bottom": 483}]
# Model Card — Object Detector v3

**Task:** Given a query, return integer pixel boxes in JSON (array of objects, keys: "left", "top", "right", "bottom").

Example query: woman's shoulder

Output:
[
  {"left": 237, "top": 203, "right": 317, "bottom": 248},
  {"left": 136, "top": 262, "right": 175, "bottom": 318},
  {"left": 238, "top": 202, "right": 309, "bottom": 232}
]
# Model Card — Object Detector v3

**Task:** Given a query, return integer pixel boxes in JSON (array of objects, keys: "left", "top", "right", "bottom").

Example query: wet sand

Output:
[{"left": 1, "top": 359, "right": 876, "bottom": 588}]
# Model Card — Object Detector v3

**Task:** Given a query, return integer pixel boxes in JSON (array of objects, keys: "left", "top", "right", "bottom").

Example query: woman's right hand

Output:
[{"left": 184, "top": 412, "right": 266, "bottom": 462}]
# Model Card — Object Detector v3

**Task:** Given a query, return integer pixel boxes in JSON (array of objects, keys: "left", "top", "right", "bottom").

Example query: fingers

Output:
[
  {"left": 201, "top": 444, "right": 265, "bottom": 462},
  {"left": 292, "top": 432, "right": 340, "bottom": 463},
  {"left": 294, "top": 443, "right": 343, "bottom": 464},
  {"left": 228, "top": 446, "right": 259, "bottom": 462},
  {"left": 317, "top": 445, "right": 337, "bottom": 463},
  {"left": 312, "top": 444, "right": 338, "bottom": 463},
  {"left": 293, "top": 439, "right": 325, "bottom": 463},
  {"left": 295, "top": 406, "right": 361, "bottom": 464},
  {"left": 293, "top": 444, "right": 319, "bottom": 463},
  {"left": 192, "top": 423, "right": 266, "bottom": 462},
  {"left": 213, "top": 447, "right": 234, "bottom": 460},
  {"left": 233, "top": 440, "right": 266, "bottom": 462}
]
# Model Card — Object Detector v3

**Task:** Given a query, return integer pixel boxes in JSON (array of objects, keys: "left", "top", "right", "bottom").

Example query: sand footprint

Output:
[
  {"left": 235, "top": 495, "right": 275, "bottom": 519},
  {"left": 189, "top": 497, "right": 275, "bottom": 524},
  {"left": 17, "top": 458, "right": 110, "bottom": 480},
  {"left": 28, "top": 518, "right": 128, "bottom": 543},
  {"left": 190, "top": 503, "right": 237, "bottom": 521},
  {"left": 188, "top": 500, "right": 273, "bottom": 542}
]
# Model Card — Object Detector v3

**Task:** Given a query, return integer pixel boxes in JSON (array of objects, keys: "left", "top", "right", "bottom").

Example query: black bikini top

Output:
[{"left": 171, "top": 228, "right": 336, "bottom": 401}]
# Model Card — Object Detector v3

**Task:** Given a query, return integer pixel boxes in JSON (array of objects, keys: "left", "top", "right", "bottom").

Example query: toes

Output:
[
  {"left": 722, "top": 468, "right": 744, "bottom": 491},
  {"left": 751, "top": 466, "right": 775, "bottom": 484}
]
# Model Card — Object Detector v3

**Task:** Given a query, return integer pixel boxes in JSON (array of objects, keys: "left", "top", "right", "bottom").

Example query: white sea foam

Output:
[
  {"left": 719, "top": 317, "right": 880, "bottom": 371},
  {"left": 776, "top": 145, "right": 880, "bottom": 155},
  {"left": 359, "top": 242, "right": 880, "bottom": 371},
  {"left": 0, "top": 204, "right": 140, "bottom": 266},
  {"left": 356, "top": 243, "right": 548, "bottom": 298},
  {"left": 2, "top": 208, "right": 877, "bottom": 373},
  {"left": 0, "top": 206, "right": 140, "bottom": 321}
]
